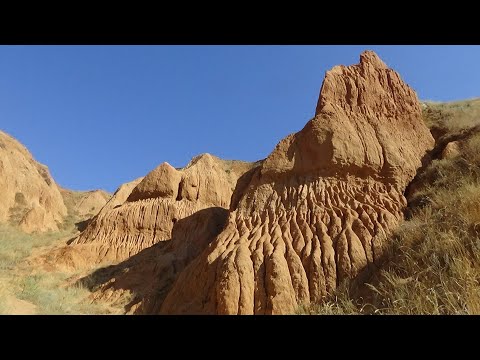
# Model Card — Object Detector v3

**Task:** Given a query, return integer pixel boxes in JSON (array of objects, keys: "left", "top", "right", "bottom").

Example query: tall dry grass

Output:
[{"left": 423, "top": 98, "right": 480, "bottom": 132}]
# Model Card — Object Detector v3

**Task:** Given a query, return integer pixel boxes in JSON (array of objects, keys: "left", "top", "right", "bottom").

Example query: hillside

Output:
[
  {"left": 1, "top": 51, "right": 479, "bottom": 315},
  {"left": 0, "top": 131, "right": 67, "bottom": 233},
  {"left": 0, "top": 132, "right": 112, "bottom": 314},
  {"left": 159, "top": 51, "right": 434, "bottom": 314},
  {"left": 74, "top": 50, "right": 437, "bottom": 314}
]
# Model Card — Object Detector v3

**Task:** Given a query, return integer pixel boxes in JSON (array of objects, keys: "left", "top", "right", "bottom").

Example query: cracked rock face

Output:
[{"left": 160, "top": 51, "right": 435, "bottom": 314}]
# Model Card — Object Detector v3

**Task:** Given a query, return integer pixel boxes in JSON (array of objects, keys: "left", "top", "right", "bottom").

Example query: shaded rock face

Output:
[
  {"left": 78, "top": 206, "right": 230, "bottom": 314},
  {"left": 68, "top": 154, "right": 256, "bottom": 264},
  {"left": 160, "top": 51, "right": 435, "bottom": 314},
  {"left": 0, "top": 131, "right": 67, "bottom": 233}
]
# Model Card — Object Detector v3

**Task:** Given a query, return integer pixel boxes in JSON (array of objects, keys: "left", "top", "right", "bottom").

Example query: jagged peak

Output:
[
  {"left": 315, "top": 50, "right": 417, "bottom": 118},
  {"left": 359, "top": 50, "right": 388, "bottom": 69}
]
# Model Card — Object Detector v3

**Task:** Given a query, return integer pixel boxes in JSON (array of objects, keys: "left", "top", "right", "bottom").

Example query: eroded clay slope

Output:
[
  {"left": 160, "top": 51, "right": 435, "bottom": 314},
  {"left": 0, "top": 131, "right": 67, "bottom": 233},
  {"left": 67, "top": 154, "right": 257, "bottom": 264},
  {"left": 79, "top": 205, "right": 233, "bottom": 314}
]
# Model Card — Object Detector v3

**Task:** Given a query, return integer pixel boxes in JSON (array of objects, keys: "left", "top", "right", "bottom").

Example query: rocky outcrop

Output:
[
  {"left": 159, "top": 51, "right": 435, "bottom": 314},
  {"left": 66, "top": 154, "right": 257, "bottom": 265},
  {"left": 0, "top": 131, "right": 67, "bottom": 233},
  {"left": 440, "top": 141, "right": 461, "bottom": 160}
]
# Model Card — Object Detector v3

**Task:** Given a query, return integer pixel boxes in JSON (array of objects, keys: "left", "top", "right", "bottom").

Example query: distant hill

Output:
[{"left": 0, "top": 130, "right": 111, "bottom": 233}]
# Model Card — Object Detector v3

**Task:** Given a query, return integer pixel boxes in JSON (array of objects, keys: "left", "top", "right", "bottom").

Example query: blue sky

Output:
[{"left": 0, "top": 45, "right": 478, "bottom": 192}]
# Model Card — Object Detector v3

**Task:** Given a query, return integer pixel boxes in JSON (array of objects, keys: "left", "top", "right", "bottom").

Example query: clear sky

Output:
[{"left": 0, "top": 45, "right": 478, "bottom": 193}]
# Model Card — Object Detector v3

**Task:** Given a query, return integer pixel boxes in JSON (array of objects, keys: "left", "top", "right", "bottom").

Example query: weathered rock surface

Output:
[
  {"left": 0, "top": 131, "right": 67, "bottom": 233},
  {"left": 159, "top": 51, "right": 435, "bottom": 314},
  {"left": 66, "top": 154, "right": 257, "bottom": 265}
]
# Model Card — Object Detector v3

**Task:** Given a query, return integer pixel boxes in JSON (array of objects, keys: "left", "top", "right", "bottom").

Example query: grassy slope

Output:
[
  {"left": 0, "top": 224, "right": 123, "bottom": 314},
  {"left": 0, "top": 187, "right": 122, "bottom": 314},
  {"left": 302, "top": 98, "right": 480, "bottom": 315},
  {"left": 423, "top": 98, "right": 480, "bottom": 132}
]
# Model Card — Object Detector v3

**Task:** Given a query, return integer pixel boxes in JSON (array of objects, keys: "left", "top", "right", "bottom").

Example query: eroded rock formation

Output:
[
  {"left": 159, "top": 51, "right": 435, "bottom": 314},
  {"left": 67, "top": 154, "right": 257, "bottom": 264},
  {"left": 0, "top": 131, "right": 67, "bottom": 233}
]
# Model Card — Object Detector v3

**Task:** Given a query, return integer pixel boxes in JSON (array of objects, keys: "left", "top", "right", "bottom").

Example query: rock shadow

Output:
[{"left": 77, "top": 206, "right": 228, "bottom": 314}]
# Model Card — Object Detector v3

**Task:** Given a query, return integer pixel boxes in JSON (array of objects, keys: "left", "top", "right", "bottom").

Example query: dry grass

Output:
[
  {"left": 367, "top": 132, "right": 480, "bottom": 315},
  {"left": 13, "top": 272, "right": 115, "bottom": 315},
  {"left": 423, "top": 98, "right": 480, "bottom": 132},
  {"left": 304, "top": 100, "right": 480, "bottom": 315},
  {"left": 297, "top": 282, "right": 362, "bottom": 315},
  {"left": 0, "top": 225, "right": 65, "bottom": 272},
  {"left": 0, "top": 225, "right": 120, "bottom": 314}
]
